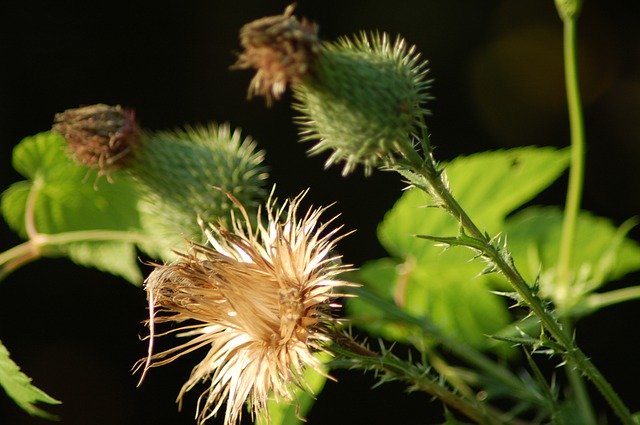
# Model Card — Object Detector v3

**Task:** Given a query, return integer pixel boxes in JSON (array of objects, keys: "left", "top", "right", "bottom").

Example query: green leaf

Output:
[
  {"left": 350, "top": 256, "right": 510, "bottom": 350},
  {"left": 352, "top": 148, "right": 568, "bottom": 350},
  {"left": 347, "top": 259, "right": 419, "bottom": 342},
  {"left": 504, "top": 206, "right": 640, "bottom": 300},
  {"left": 256, "top": 353, "right": 329, "bottom": 425},
  {"left": 379, "top": 147, "right": 570, "bottom": 259},
  {"left": 0, "top": 340, "right": 60, "bottom": 419},
  {"left": 1, "top": 132, "right": 148, "bottom": 283}
]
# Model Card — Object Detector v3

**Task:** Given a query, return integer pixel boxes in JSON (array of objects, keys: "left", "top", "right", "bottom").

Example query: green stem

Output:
[
  {"left": 351, "top": 286, "right": 537, "bottom": 406},
  {"left": 556, "top": 12, "right": 586, "bottom": 305},
  {"left": 555, "top": 7, "right": 596, "bottom": 423},
  {"left": 330, "top": 334, "right": 508, "bottom": 425},
  {"left": 582, "top": 286, "right": 640, "bottom": 312},
  {"left": 563, "top": 319, "right": 597, "bottom": 425},
  {"left": 0, "top": 230, "right": 151, "bottom": 283},
  {"left": 396, "top": 140, "right": 635, "bottom": 424}
]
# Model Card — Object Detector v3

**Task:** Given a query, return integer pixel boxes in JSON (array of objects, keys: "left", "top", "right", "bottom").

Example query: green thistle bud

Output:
[
  {"left": 132, "top": 124, "right": 268, "bottom": 252},
  {"left": 294, "top": 33, "right": 431, "bottom": 175},
  {"left": 53, "top": 104, "right": 140, "bottom": 175}
]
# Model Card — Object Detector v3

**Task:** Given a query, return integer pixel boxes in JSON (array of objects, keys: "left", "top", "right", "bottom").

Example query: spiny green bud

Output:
[
  {"left": 232, "top": 4, "right": 320, "bottom": 105},
  {"left": 53, "top": 104, "right": 140, "bottom": 176},
  {"left": 132, "top": 124, "right": 268, "bottom": 251},
  {"left": 294, "top": 32, "right": 431, "bottom": 175}
]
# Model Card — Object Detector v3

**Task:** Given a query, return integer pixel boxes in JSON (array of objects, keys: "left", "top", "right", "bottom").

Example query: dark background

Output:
[{"left": 1, "top": 1, "right": 640, "bottom": 424}]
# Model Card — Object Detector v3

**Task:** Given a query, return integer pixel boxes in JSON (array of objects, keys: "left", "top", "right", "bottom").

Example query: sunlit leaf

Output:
[
  {"left": 1, "top": 132, "right": 148, "bottom": 283},
  {"left": 350, "top": 256, "right": 510, "bottom": 350}
]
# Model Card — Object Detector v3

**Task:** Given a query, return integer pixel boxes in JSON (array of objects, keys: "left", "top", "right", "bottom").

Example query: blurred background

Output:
[{"left": 1, "top": 0, "right": 639, "bottom": 423}]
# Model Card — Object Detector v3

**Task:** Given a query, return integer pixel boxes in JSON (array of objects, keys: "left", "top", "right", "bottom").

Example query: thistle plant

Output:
[{"left": 2, "top": 2, "right": 640, "bottom": 425}]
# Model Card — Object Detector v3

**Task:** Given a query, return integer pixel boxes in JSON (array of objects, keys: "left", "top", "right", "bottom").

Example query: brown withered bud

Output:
[
  {"left": 232, "top": 4, "right": 320, "bottom": 105},
  {"left": 53, "top": 104, "right": 140, "bottom": 175}
]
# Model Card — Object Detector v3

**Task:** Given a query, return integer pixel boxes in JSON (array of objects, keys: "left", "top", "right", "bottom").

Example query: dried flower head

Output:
[
  {"left": 53, "top": 103, "right": 140, "bottom": 175},
  {"left": 138, "top": 190, "right": 354, "bottom": 425},
  {"left": 232, "top": 5, "right": 320, "bottom": 104}
]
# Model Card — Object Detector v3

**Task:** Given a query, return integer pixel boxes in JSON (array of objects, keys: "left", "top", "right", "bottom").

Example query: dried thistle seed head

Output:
[
  {"left": 53, "top": 104, "right": 140, "bottom": 174},
  {"left": 294, "top": 33, "right": 432, "bottom": 175},
  {"left": 138, "top": 190, "right": 355, "bottom": 425},
  {"left": 233, "top": 5, "right": 320, "bottom": 105}
]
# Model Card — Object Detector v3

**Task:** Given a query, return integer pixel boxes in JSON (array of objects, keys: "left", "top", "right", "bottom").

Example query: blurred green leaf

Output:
[
  {"left": 257, "top": 353, "right": 330, "bottom": 425},
  {"left": 350, "top": 147, "right": 569, "bottom": 350},
  {"left": 1, "top": 132, "right": 148, "bottom": 283},
  {"left": 0, "top": 340, "right": 60, "bottom": 419},
  {"left": 504, "top": 206, "right": 640, "bottom": 300}
]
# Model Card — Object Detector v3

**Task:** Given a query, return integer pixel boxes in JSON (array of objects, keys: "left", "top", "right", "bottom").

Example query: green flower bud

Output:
[
  {"left": 53, "top": 104, "right": 140, "bottom": 176},
  {"left": 294, "top": 33, "right": 431, "bottom": 175},
  {"left": 132, "top": 124, "right": 268, "bottom": 252}
]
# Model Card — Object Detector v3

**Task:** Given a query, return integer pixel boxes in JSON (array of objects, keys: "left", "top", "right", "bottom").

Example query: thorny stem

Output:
[
  {"left": 331, "top": 333, "right": 523, "bottom": 425},
  {"left": 395, "top": 139, "right": 635, "bottom": 424},
  {"left": 351, "top": 286, "right": 538, "bottom": 407},
  {"left": 563, "top": 319, "right": 597, "bottom": 425}
]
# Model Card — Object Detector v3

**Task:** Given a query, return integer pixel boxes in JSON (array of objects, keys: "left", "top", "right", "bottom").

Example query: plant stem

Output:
[
  {"left": 582, "top": 286, "right": 640, "bottom": 312},
  {"left": 563, "top": 319, "right": 597, "bottom": 425},
  {"left": 0, "top": 242, "right": 41, "bottom": 283},
  {"left": 0, "top": 230, "right": 151, "bottom": 283},
  {"left": 396, "top": 141, "right": 635, "bottom": 424},
  {"left": 351, "top": 286, "right": 538, "bottom": 406},
  {"left": 330, "top": 334, "right": 509, "bottom": 425},
  {"left": 555, "top": 7, "right": 597, "bottom": 424},
  {"left": 556, "top": 10, "right": 586, "bottom": 306}
]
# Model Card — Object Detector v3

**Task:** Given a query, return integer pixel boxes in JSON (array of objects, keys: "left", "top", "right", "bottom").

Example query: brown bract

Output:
[
  {"left": 138, "top": 191, "right": 355, "bottom": 425},
  {"left": 53, "top": 104, "right": 140, "bottom": 175},
  {"left": 232, "top": 5, "right": 320, "bottom": 105}
]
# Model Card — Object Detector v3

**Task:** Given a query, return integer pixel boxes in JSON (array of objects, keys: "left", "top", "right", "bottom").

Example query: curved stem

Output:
[
  {"left": 25, "top": 177, "right": 44, "bottom": 240},
  {"left": 0, "top": 241, "right": 41, "bottom": 283},
  {"left": 557, "top": 14, "right": 586, "bottom": 305},
  {"left": 555, "top": 9, "right": 596, "bottom": 424},
  {"left": 0, "top": 230, "right": 151, "bottom": 283}
]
